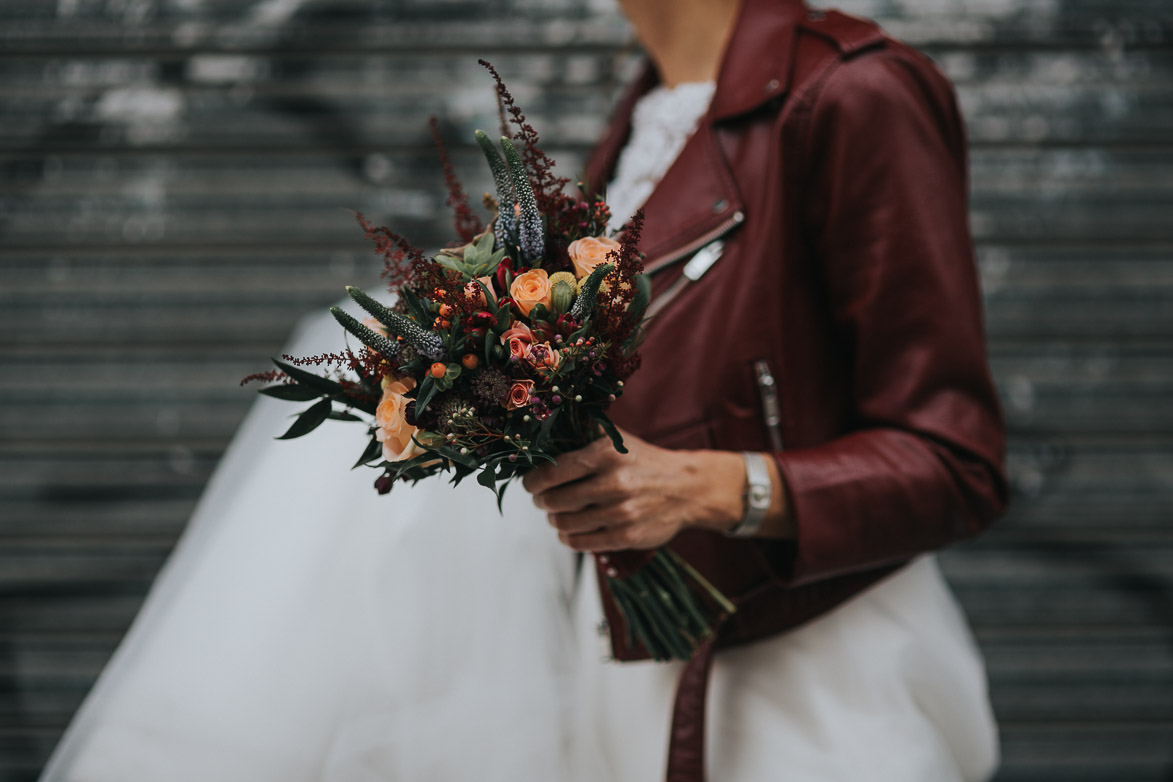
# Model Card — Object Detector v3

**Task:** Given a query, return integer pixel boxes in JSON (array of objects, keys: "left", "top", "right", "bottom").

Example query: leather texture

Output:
[{"left": 584, "top": 0, "right": 1008, "bottom": 665}]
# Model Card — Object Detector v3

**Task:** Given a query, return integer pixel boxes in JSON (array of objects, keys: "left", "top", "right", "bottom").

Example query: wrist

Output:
[{"left": 678, "top": 449, "right": 746, "bottom": 534}]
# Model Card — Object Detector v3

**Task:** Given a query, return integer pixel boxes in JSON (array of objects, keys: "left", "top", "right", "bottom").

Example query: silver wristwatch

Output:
[{"left": 726, "top": 452, "right": 772, "bottom": 538}]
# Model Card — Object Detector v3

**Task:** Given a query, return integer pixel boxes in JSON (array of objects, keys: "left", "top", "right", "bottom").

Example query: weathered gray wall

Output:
[{"left": 1, "top": 0, "right": 1171, "bottom": 779}]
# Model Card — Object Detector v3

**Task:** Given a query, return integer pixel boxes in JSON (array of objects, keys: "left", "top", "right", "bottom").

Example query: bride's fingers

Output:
[
  {"left": 522, "top": 438, "right": 617, "bottom": 495},
  {"left": 547, "top": 495, "right": 642, "bottom": 534},
  {"left": 546, "top": 507, "right": 611, "bottom": 534},
  {"left": 557, "top": 524, "right": 644, "bottom": 553},
  {"left": 534, "top": 475, "right": 623, "bottom": 514}
]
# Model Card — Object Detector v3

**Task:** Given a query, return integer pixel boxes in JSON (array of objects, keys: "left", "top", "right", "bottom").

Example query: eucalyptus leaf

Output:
[
  {"left": 272, "top": 359, "right": 346, "bottom": 395},
  {"left": 276, "top": 398, "right": 332, "bottom": 440},
  {"left": 258, "top": 383, "right": 321, "bottom": 402},
  {"left": 415, "top": 375, "right": 439, "bottom": 413},
  {"left": 353, "top": 436, "right": 383, "bottom": 469}
]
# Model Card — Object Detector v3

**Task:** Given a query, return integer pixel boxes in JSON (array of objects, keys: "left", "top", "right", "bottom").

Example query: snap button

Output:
[
  {"left": 712, "top": 198, "right": 728, "bottom": 213},
  {"left": 765, "top": 78, "right": 780, "bottom": 92}
]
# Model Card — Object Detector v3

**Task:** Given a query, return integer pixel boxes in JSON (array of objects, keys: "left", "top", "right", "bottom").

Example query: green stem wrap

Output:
[{"left": 603, "top": 548, "right": 735, "bottom": 662}]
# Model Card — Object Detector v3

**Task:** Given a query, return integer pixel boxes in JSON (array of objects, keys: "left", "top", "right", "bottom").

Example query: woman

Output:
[
  {"left": 42, "top": 0, "right": 1005, "bottom": 780},
  {"left": 527, "top": 0, "right": 1007, "bottom": 779}
]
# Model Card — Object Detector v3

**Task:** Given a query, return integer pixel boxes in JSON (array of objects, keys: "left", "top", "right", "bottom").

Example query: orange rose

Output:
[
  {"left": 567, "top": 235, "right": 621, "bottom": 280},
  {"left": 509, "top": 268, "right": 552, "bottom": 316},
  {"left": 375, "top": 376, "right": 423, "bottom": 462},
  {"left": 506, "top": 379, "right": 534, "bottom": 411},
  {"left": 501, "top": 321, "right": 535, "bottom": 361}
]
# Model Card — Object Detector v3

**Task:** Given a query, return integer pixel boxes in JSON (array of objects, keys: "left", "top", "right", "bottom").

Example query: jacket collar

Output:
[
  {"left": 709, "top": 0, "right": 807, "bottom": 120},
  {"left": 584, "top": 0, "right": 807, "bottom": 265}
]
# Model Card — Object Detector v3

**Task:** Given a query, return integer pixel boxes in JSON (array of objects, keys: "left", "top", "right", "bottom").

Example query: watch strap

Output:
[{"left": 726, "top": 452, "right": 772, "bottom": 538}]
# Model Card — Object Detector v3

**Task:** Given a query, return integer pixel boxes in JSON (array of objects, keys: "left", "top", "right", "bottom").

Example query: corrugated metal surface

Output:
[{"left": 1, "top": 0, "right": 1171, "bottom": 779}]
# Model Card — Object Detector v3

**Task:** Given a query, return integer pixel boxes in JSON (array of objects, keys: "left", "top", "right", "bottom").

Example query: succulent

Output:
[{"left": 434, "top": 229, "right": 507, "bottom": 281}]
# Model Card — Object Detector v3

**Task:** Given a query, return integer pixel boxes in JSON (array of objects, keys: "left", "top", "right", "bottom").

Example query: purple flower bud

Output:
[
  {"left": 509, "top": 453, "right": 517, "bottom": 462},
  {"left": 551, "top": 395, "right": 562, "bottom": 405}
]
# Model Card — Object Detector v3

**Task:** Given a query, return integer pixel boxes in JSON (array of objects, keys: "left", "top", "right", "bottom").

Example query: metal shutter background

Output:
[{"left": 1, "top": 0, "right": 1170, "bottom": 779}]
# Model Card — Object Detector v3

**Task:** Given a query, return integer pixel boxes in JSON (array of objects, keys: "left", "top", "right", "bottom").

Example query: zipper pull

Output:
[
  {"left": 754, "top": 360, "right": 785, "bottom": 451},
  {"left": 682, "top": 239, "right": 725, "bottom": 282}
]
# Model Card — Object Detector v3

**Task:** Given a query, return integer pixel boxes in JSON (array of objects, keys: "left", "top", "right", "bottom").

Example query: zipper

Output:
[
  {"left": 643, "top": 210, "right": 745, "bottom": 320},
  {"left": 754, "top": 360, "right": 785, "bottom": 451},
  {"left": 644, "top": 210, "right": 745, "bottom": 277}
]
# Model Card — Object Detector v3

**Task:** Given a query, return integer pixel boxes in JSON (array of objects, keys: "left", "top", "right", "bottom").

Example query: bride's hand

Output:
[{"left": 521, "top": 428, "right": 748, "bottom": 552}]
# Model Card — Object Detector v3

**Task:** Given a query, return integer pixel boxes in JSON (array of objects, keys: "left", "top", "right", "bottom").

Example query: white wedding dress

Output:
[{"left": 41, "top": 82, "right": 998, "bottom": 782}]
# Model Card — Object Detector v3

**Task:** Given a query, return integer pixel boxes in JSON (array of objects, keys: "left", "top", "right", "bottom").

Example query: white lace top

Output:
[{"left": 605, "top": 81, "right": 717, "bottom": 233}]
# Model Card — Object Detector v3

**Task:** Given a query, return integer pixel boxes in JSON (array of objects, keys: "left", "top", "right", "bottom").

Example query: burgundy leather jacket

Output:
[{"left": 585, "top": 0, "right": 1008, "bottom": 668}]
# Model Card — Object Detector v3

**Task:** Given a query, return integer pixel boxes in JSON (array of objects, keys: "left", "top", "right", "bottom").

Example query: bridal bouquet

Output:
[{"left": 245, "top": 61, "right": 733, "bottom": 661}]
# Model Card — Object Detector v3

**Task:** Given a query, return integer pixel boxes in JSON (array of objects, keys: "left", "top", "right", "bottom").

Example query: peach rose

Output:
[
  {"left": 501, "top": 321, "right": 535, "bottom": 361},
  {"left": 375, "top": 376, "right": 423, "bottom": 462},
  {"left": 465, "top": 275, "right": 494, "bottom": 307},
  {"left": 567, "top": 235, "right": 621, "bottom": 280},
  {"left": 506, "top": 379, "right": 534, "bottom": 411},
  {"left": 509, "top": 268, "right": 552, "bottom": 316}
]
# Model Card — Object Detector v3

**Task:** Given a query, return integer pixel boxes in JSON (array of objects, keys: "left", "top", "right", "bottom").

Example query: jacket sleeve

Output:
[{"left": 769, "top": 47, "right": 1008, "bottom": 587}]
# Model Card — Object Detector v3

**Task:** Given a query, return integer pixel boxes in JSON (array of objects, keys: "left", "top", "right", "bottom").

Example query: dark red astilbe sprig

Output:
[
  {"left": 478, "top": 59, "right": 570, "bottom": 215},
  {"left": 412, "top": 259, "right": 480, "bottom": 318},
  {"left": 240, "top": 369, "right": 286, "bottom": 386},
  {"left": 597, "top": 209, "right": 646, "bottom": 379},
  {"left": 281, "top": 351, "right": 355, "bottom": 369},
  {"left": 355, "top": 212, "right": 425, "bottom": 290},
  {"left": 428, "top": 116, "right": 484, "bottom": 244}
]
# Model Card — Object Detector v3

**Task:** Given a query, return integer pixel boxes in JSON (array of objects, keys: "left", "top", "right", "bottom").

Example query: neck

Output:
[{"left": 619, "top": 0, "right": 743, "bottom": 87}]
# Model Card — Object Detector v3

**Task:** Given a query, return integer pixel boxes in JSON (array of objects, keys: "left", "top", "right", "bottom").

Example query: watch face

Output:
[{"left": 750, "top": 484, "right": 771, "bottom": 508}]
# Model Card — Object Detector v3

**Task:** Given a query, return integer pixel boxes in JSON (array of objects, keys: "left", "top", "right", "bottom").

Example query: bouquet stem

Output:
[{"left": 604, "top": 548, "right": 736, "bottom": 662}]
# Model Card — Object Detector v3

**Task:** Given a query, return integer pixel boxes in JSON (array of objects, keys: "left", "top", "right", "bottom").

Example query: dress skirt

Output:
[{"left": 571, "top": 554, "right": 1000, "bottom": 782}]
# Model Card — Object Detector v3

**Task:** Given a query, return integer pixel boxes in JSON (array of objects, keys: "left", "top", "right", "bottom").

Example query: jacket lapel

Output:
[{"left": 583, "top": 0, "right": 808, "bottom": 271}]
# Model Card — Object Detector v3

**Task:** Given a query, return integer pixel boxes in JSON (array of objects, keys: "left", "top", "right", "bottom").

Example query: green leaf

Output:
[
  {"left": 415, "top": 375, "right": 439, "bottom": 414},
  {"left": 591, "top": 412, "right": 628, "bottom": 454},
  {"left": 628, "top": 272, "right": 651, "bottom": 317},
  {"left": 272, "top": 359, "right": 345, "bottom": 395},
  {"left": 476, "top": 464, "right": 497, "bottom": 492},
  {"left": 353, "top": 436, "right": 383, "bottom": 469},
  {"left": 276, "top": 398, "right": 332, "bottom": 440},
  {"left": 328, "top": 410, "right": 363, "bottom": 422},
  {"left": 258, "top": 383, "right": 321, "bottom": 402}
]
